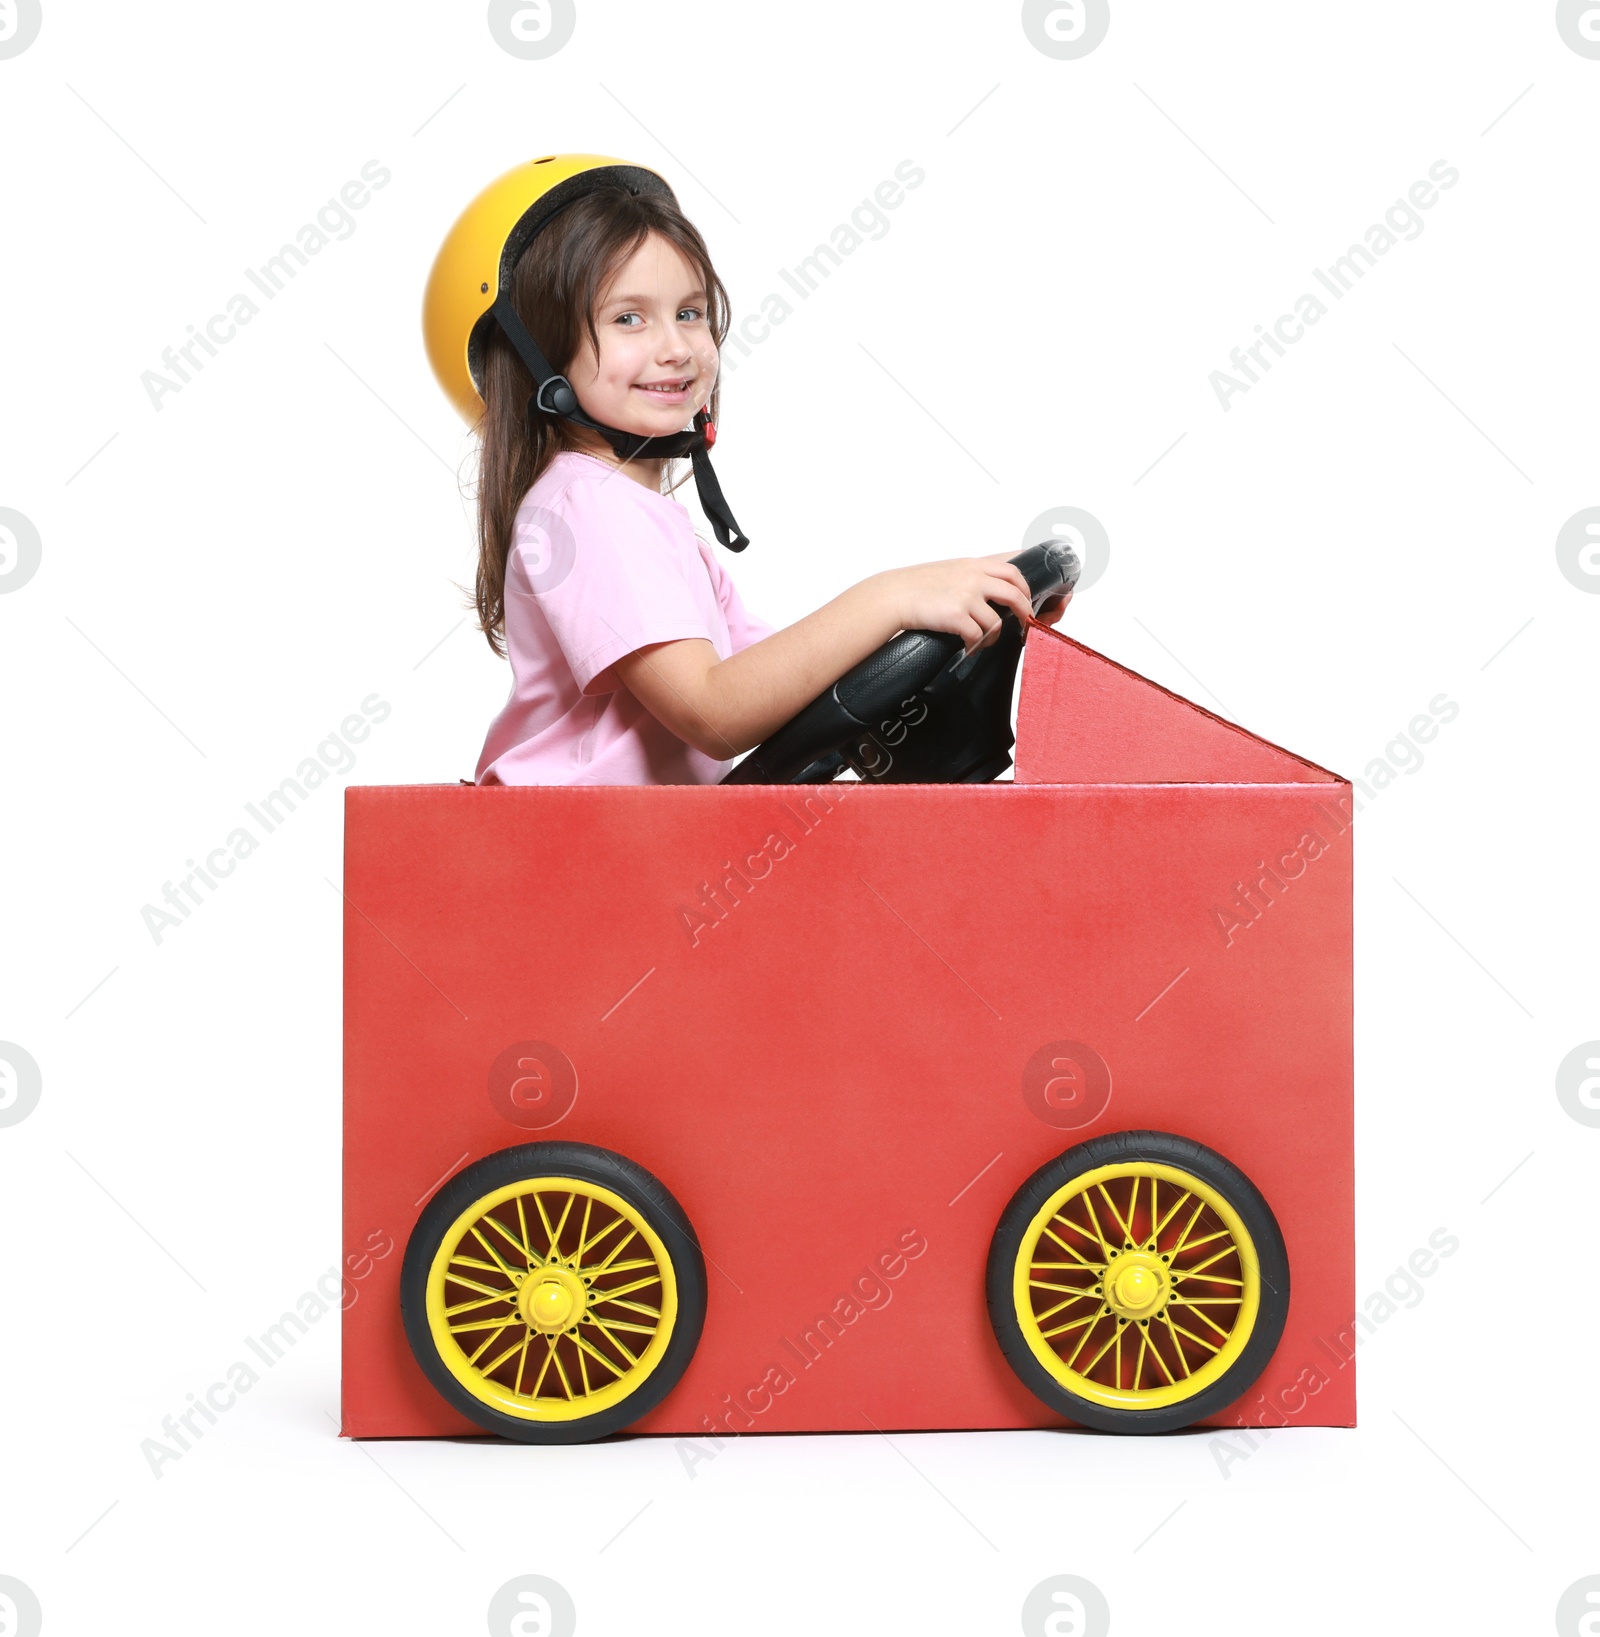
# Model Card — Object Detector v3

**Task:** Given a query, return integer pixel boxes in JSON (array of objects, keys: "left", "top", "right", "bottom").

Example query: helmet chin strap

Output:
[{"left": 490, "top": 291, "right": 750, "bottom": 552}]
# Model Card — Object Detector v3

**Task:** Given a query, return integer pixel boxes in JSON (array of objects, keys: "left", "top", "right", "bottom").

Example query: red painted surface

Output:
[{"left": 342, "top": 624, "right": 1355, "bottom": 1437}]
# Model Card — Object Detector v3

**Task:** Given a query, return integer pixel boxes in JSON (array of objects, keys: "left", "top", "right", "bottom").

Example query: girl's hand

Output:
[
  {"left": 1034, "top": 589, "right": 1073, "bottom": 628},
  {"left": 872, "top": 554, "right": 1038, "bottom": 657}
]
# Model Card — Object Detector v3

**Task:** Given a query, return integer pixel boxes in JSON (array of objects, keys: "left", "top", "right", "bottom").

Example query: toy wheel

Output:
[
  {"left": 400, "top": 1142, "right": 706, "bottom": 1443},
  {"left": 986, "top": 1130, "right": 1289, "bottom": 1434}
]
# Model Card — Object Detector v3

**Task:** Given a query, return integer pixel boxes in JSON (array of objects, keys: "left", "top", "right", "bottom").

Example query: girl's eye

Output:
[{"left": 612, "top": 307, "right": 703, "bottom": 327}]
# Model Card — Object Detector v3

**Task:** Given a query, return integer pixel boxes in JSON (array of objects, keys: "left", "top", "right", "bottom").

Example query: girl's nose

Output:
[{"left": 658, "top": 324, "right": 692, "bottom": 362}]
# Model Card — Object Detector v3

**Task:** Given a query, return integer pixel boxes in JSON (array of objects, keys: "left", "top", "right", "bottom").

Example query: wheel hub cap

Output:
[
  {"left": 1103, "top": 1250, "right": 1169, "bottom": 1319},
  {"left": 518, "top": 1266, "right": 587, "bottom": 1333}
]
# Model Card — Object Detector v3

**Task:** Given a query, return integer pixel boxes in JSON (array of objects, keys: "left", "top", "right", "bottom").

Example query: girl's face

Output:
[{"left": 566, "top": 232, "right": 718, "bottom": 439}]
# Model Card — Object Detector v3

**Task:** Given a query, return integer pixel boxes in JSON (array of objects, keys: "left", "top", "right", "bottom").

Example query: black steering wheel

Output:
[{"left": 721, "top": 541, "right": 1080, "bottom": 785}]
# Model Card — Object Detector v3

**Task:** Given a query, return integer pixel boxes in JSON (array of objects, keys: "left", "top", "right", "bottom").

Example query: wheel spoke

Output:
[
  {"left": 449, "top": 1252, "right": 508, "bottom": 1275},
  {"left": 1159, "top": 1309, "right": 1192, "bottom": 1378},
  {"left": 513, "top": 1332, "right": 532, "bottom": 1396},
  {"left": 533, "top": 1191, "right": 559, "bottom": 1256},
  {"left": 1170, "top": 1299, "right": 1232, "bottom": 1341},
  {"left": 1096, "top": 1182, "right": 1134, "bottom": 1246},
  {"left": 1183, "top": 1245, "right": 1240, "bottom": 1279},
  {"left": 480, "top": 1334, "right": 530, "bottom": 1378},
  {"left": 444, "top": 1292, "right": 514, "bottom": 1319},
  {"left": 574, "top": 1329, "right": 629, "bottom": 1380},
  {"left": 1132, "top": 1326, "right": 1149, "bottom": 1389},
  {"left": 531, "top": 1337, "right": 557, "bottom": 1397},
  {"left": 1175, "top": 1228, "right": 1232, "bottom": 1259},
  {"left": 595, "top": 1296, "right": 661, "bottom": 1320},
  {"left": 1040, "top": 1311, "right": 1099, "bottom": 1342},
  {"left": 516, "top": 1194, "right": 533, "bottom": 1261},
  {"left": 466, "top": 1321, "right": 516, "bottom": 1367},
  {"left": 1165, "top": 1315, "right": 1223, "bottom": 1355},
  {"left": 1171, "top": 1197, "right": 1209, "bottom": 1256},
  {"left": 444, "top": 1271, "right": 516, "bottom": 1303},
  {"left": 1034, "top": 1292, "right": 1096, "bottom": 1325},
  {"left": 1066, "top": 1314, "right": 1106, "bottom": 1370},
  {"left": 593, "top": 1257, "right": 662, "bottom": 1275},
  {"left": 1039, "top": 1226, "right": 1102, "bottom": 1272},
  {"left": 589, "top": 1229, "right": 642, "bottom": 1275},
  {"left": 591, "top": 1273, "right": 660, "bottom": 1303},
  {"left": 1080, "top": 1323, "right": 1122, "bottom": 1379},
  {"left": 1145, "top": 1326, "right": 1176, "bottom": 1385},
  {"left": 1153, "top": 1187, "right": 1192, "bottom": 1242},
  {"left": 588, "top": 1314, "right": 643, "bottom": 1366},
  {"left": 449, "top": 1313, "right": 523, "bottom": 1336},
  {"left": 1175, "top": 1273, "right": 1244, "bottom": 1287},
  {"left": 470, "top": 1223, "right": 520, "bottom": 1281},
  {"left": 549, "top": 1191, "right": 577, "bottom": 1257},
  {"left": 1079, "top": 1192, "right": 1114, "bottom": 1261},
  {"left": 1050, "top": 1216, "right": 1106, "bottom": 1249},
  {"left": 589, "top": 1315, "right": 656, "bottom": 1338},
  {"left": 482, "top": 1212, "right": 536, "bottom": 1266},
  {"left": 578, "top": 1212, "right": 629, "bottom": 1259},
  {"left": 1029, "top": 1277, "right": 1099, "bottom": 1295},
  {"left": 548, "top": 1338, "right": 575, "bottom": 1399}
]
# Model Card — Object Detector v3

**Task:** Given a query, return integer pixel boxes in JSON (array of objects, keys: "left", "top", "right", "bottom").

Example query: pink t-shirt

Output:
[{"left": 475, "top": 450, "right": 777, "bottom": 785}]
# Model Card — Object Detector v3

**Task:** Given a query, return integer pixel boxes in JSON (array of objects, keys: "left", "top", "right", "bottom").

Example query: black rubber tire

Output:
[
  {"left": 985, "top": 1129, "right": 1290, "bottom": 1435},
  {"left": 401, "top": 1141, "right": 707, "bottom": 1444}
]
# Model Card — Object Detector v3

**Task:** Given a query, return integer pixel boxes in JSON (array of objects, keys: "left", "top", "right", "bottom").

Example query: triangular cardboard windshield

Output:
[{"left": 1016, "top": 623, "right": 1342, "bottom": 786}]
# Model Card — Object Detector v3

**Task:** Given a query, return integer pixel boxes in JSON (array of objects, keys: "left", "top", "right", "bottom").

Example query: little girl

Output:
[{"left": 445, "top": 159, "right": 1069, "bottom": 785}]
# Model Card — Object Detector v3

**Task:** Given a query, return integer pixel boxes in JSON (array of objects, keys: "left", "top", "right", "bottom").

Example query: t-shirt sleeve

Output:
[
  {"left": 701, "top": 537, "right": 778, "bottom": 652},
  {"left": 514, "top": 477, "right": 720, "bottom": 696}
]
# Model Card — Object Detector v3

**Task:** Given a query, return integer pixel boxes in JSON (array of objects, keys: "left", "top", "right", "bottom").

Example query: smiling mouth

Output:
[{"left": 634, "top": 379, "right": 692, "bottom": 395}]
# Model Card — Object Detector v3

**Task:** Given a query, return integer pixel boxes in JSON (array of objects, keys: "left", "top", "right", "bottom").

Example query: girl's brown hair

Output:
[{"left": 471, "top": 184, "right": 731, "bottom": 657}]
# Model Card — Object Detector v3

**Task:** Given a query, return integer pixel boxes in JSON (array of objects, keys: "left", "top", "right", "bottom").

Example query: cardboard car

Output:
[{"left": 340, "top": 589, "right": 1354, "bottom": 1443}]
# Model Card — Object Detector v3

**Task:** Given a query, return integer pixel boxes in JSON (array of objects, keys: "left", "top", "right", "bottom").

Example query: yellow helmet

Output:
[{"left": 423, "top": 152, "right": 749, "bottom": 549}]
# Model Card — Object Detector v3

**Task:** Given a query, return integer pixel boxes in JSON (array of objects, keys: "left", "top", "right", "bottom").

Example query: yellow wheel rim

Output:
[
  {"left": 424, "top": 1177, "right": 678, "bottom": 1422},
  {"left": 1011, "top": 1161, "right": 1261, "bottom": 1412}
]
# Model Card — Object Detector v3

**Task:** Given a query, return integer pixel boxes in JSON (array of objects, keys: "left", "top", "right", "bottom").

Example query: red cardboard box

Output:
[{"left": 341, "top": 623, "right": 1355, "bottom": 1437}]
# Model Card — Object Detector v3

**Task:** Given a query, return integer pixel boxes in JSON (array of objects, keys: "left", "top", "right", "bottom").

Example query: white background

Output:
[{"left": 2, "top": 2, "right": 1597, "bottom": 1633}]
